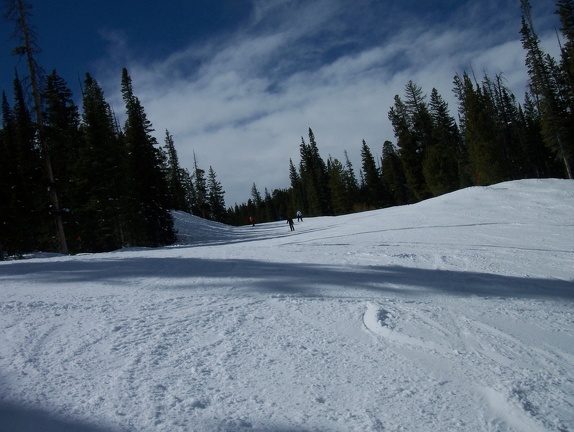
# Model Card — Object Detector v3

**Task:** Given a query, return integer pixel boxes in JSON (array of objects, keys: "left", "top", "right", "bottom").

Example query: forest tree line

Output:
[
  {"left": 227, "top": 0, "right": 574, "bottom": 225},
  {"left": 1, "top": 0, "right": 573, "bottom": 256},
  {"left": 1, "top": 1, "right": 226, "bottom": 257}
]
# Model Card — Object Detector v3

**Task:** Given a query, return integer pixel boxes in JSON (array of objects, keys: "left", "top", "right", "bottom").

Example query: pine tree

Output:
[
  {"left": 288, "top": 158, "right": 305, "bottom": 213},
  {"left": 163, "top": 129, "right": 189, "bottom": 212},
  {"left": 121, "top": 68, "right": 175, "bottom": 246},
  {"left": 299, "top": 129, "right": 331, "bottom": 215},
  {"left": 423, "top": 88, "right": 463, "bottom": 195},
  {"left": 360, "top": 140, "right": 383, "bottom": 208},
  {"left": 327, "top": 156, "right": 348, "bottom": 215},
  {"left": 342, "top": 150, "right": 359, "bottom": 201},
  {"left": 207, "top": 166, "right": 227, "bottom": 222},
  {"left": 9, "top": 75, "right": 44, "bottom": 252},
  {"left": 5, "top": 0, "right": 68, "bottom": 253},
  {"left": 453, "top": 72, "right": 508, "bottom": 185},
  {"left": 42, "top": 70, "right": 82, "bottom": 245},
  {"left": 381, "top": 140, "right": 410, "bottom": 205},
  {"left": 192, "top": 152, "right": 209, "bottom": 218},
  {"left": 521, "top": 0, "right": 573, "bottom": 178},
  {"left": 0, "top": 94, "right": 10, "bottom": 258},
  {"left": 388, "top": 86, "right": 430, "bottom": 200},
  {"left": 76, "top": 73, "right": 129, "bottom": 251},
  {"left": 251, "top": 182, "right": 263, "bottom": 207}
]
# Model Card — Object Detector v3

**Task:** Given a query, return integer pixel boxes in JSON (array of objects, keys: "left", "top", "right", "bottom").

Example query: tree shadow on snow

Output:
[
  {"left": 1, "top": 257, "right": 572, "bottom": 300},
  {"left": 0, "top": 400, "right": 117, "bottom": 432}
]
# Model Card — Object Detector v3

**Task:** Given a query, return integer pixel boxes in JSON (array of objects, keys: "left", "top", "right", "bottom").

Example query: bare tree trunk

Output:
[{"left": 15, "top": 0, "right": 68, "bottom": 254}]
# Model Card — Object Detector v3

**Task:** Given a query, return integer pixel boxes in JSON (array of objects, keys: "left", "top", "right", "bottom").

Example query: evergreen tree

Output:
[
  {"left": 6, "top": 0, "right": 68, "bottom": 253},
  {"left": 360, "top": 140, "right": 383, "bottom": 208},
  {"left": 121, "top": 68, "right": 175, "bottom": 246},
  {"left": 521, "top": 0, "right": 573, "bottom": 178},
  {"left": 327, "top": 156, "right": 348, "bottom": 215},
  {"left": 299, "top": 129, "right": 331, "bottom": 215},
  {"left": 42, "top": 70, "right": 82, "bottom": 245},
  {"left": 263, "top": 187, "right": 276, "bottom": 221},
  {"left": 381, "top": 140, "right": 410, "bottom": 205},
  {"left": 8, "top": 75, "right": 44, "bottom": 252},
  {"left": 342, "top": 150, "right": 359, "bottom": 203},
  {"left": 77, "top": 73, "right": 128, "bottom": 251},
  {"left": 251, "top": 182, "right": 263, "bottom": 207},
  {"left": 520, "top": 93, "right": 562, "bottom": 176},
  {"left": 289, "top": 158, "right": 305, "bottom": 213},
  {"left": 0, "top": 94, "right": 10, "bottom": 258},
  {"left": 207, "top": 166, "right": 227, "bottom": 222},
  {"left": 192, "top": 152, "right": 209, "bottom": 218},
  {"left": 0, "top": 88, "right": 41, "bottom": 256},
  {"left": 424, "top": 88, "right": 464, "bottom": 195},
  {"left": 163, "top": 129, "right": 189, "bottom": 212},
  {"left": 557, "top": 0, "right": 574, "bottom": 97},
  {"left": 453, "top": 72, "right": 507, "bottom": 185},
  {"left": 388, "top": 82, "right": 443, "bottom": 200}
]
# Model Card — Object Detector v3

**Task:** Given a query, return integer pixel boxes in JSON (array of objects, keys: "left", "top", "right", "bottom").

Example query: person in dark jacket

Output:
[{"left": 286, "top": 216, "right": 295, "bottom": 231}]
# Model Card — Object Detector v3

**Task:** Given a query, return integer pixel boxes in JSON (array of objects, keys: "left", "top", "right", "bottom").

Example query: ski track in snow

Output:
[{"left": 1, "top": 179, "right": 574, "bottom": 431}]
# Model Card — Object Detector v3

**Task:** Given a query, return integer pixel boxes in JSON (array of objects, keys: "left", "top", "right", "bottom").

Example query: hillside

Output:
[{"left": 1, "top": 179, "right": 573, "bottom": 432}]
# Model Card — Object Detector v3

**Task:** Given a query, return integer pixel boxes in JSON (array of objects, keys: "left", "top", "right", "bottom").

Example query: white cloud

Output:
[{"left": 95, "top": 1, "right": 561, "bottom": 206}]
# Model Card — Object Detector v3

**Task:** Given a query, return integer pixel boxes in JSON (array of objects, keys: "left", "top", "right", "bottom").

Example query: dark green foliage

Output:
[
  {"left": 424, "top": 88, "right": 464, "bottom": 195},
  {"left": 192, "top": 152, "right": 209, "bottom": 219},
  {"left": 3, "top": 0, "right": 573, "bottom": 246},
  {"left": 389, "top": 82, "right": 433, "bottom": 200},
  {"left": 120, "top": 68, "right": 175, "bottom": 247},
  {"left": 42, "top": 71, "right": 82, "bottom": 249},
  {"left": 360, "top": 140, "right": 384, "bottom": 208},
  {"left": 3, "top": 76, "right": 44, "bottom": 253},
  {"left": 75, "top": 73, "right": 128, "bottom": 252},
  {"left": 327, "top": 157, "right": 349, "bottom": 215},
  {"left": 163, "top": 130, "right": 190, "bottom": 212},
  {"left": 454, "top": 73, "right": 513, "bottom": 185},
  {"left": 0, "top": 87, "right": 39, "bottom": 256},
  {"left": 521, "top": 0, "right": 573, "bottom": 178},
  {"left": 207, "top": 166, "right": 227, "bottom": 222},
  {"left": 381, "top": 140, "right": 411, "bottom": 205},
  {"left": 299, "top": 129, "right": 331, "bottom": 216}
]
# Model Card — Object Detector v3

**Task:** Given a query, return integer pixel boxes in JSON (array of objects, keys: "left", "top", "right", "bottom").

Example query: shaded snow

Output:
[{"left": 1, "top": 179, "right": 573, "bottom": 431}]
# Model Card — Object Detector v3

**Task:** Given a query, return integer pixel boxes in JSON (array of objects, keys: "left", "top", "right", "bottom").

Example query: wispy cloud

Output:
[{"left": 95, "top": 0, "right": 560, "bottom": 206}]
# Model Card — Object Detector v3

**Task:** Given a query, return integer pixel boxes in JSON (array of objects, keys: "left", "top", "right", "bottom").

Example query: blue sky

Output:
[{"left": 1, "top": 0, "right": 562, "bottom": 206}]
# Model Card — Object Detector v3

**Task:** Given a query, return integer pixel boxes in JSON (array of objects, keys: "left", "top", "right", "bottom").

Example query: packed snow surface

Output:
[{"left": 1, "top": 179, "right": 573, "bottom": 432}]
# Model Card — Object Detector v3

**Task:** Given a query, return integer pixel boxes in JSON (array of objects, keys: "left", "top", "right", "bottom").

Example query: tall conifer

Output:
[{"left": 121, "top": 68, "right": 175, "bottom": 246}]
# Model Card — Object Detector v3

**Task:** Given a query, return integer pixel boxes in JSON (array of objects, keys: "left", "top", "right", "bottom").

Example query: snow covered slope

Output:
[{"left": 1, "top": 179, "right": 573, "bottom": 431}]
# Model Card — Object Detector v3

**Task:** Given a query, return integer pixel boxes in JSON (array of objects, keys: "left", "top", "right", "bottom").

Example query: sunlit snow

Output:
[{"left": 1, "top": 179, "right": 573, "bottom": 431}]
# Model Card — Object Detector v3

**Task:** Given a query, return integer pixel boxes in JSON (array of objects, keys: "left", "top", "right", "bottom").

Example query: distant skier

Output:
[
  {"left": 296, "top": 210, "right": 303, "bottom": 222},
  {"left": 287, "top": 216, "right": 295, "bottom": 231},
  {"left": 249, "top": 216, "right": 255, "bottom": 227}
]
